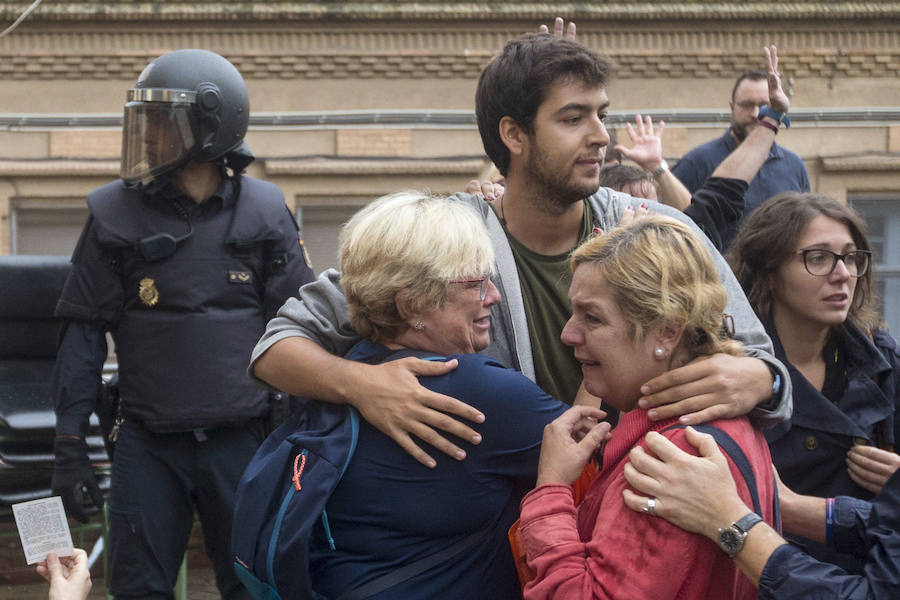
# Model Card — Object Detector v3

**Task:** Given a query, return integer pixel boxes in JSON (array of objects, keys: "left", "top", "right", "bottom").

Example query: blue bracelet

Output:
[
  {"left": 771, "top": 372, "right": 783, "bottom": 399},
  {"left": 825, "top": 497, "right": 835, "bottom": 544}
]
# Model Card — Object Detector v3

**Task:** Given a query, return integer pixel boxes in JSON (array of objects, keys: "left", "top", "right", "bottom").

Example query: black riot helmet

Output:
[{"left": 120, "top": 49, "right": 253, "bottom": 182}]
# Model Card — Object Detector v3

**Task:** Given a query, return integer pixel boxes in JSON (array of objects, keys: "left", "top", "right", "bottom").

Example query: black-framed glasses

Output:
[
  {"left": 450, "top": 275, "right": 490, "bottom": 301},
  {"left": 794, "top": 249, "right": 872, "bottom": 277}
]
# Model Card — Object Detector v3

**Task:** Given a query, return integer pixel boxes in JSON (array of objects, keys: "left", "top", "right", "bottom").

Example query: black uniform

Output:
[
  {"left": 52, "top": 174, "right": 315, "bottom": 599},
  {"left": 765, "top": 323, "right": 899, "bottom": 575}
]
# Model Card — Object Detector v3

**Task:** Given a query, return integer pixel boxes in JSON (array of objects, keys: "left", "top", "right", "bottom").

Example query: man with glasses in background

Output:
[{"left": 672, "top": 69, "right": 809, "bottom": 249}]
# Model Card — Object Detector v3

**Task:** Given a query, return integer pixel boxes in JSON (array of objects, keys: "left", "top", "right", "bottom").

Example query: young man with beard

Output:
[
  {"left": 249, "top": 34, "right": 793, "bottom": 467},
  {"left": 673, "top": 69, "right": 810, "bottom": 249}
]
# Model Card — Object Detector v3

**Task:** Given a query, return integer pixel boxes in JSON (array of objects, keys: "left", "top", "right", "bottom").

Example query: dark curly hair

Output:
[{"left": 727, "top": 192, "right": 879, "bottom": 333}]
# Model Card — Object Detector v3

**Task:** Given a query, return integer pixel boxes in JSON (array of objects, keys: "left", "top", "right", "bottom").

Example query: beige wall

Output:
[{"left": 2, "top": 2, "right": 900, "bottom": 276}]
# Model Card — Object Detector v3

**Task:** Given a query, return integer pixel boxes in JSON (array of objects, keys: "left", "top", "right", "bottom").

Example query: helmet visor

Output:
[{"left": 120, "top": 92, "right": 196, "bottom": 182}]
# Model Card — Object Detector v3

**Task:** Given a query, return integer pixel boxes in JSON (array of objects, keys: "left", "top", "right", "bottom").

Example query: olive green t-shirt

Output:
[{"left": 505, "top": 202, "right": 594, "bottom": 404}]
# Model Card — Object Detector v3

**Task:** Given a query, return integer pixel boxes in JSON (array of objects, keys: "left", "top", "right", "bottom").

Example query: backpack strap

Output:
[
  {"left": 671, "top": 423, "right": 780, "bottom": 531},
  {"left": 336, "top": 525, "right": 492, "bottom": 600},
  {"left": 318, "top": 407, "right": 361, "bottom": 551}
]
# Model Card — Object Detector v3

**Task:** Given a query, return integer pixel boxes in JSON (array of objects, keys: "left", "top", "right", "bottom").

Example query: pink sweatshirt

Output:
[{"left": 520, "top": 411, "right": 775, "bottom": 600}]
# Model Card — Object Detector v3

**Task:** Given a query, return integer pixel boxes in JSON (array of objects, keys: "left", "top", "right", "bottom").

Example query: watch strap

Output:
[
  {"left": 651, "top": 159, "right": 669, "bottom": 179},
  {"left": 734, "top": 512, "right": 763, "bottom": 534},
  {"left": 758, "top": 105, "right": 791, "bottom": 128}
]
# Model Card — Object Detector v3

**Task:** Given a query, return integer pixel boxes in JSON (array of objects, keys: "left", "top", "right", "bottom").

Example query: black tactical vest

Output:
[{"left": 87, "top": 177, "right": 293, "bottom": 432}]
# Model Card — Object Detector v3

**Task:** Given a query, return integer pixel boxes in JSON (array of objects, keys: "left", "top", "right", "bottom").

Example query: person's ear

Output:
[
  {"left": 499, "top": 116, "right": 528, "bottom": 158},
  {"left": 394, "top": 289, "right": 416, "bottom": 321},
  {"left": 655, "top": 320, "right": 685, "bottom": 356}
]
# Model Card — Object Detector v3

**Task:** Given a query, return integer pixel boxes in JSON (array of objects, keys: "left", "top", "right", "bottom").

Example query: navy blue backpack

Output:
[{"left": 233, "top": 399, "right": 360, "bottom": 600}]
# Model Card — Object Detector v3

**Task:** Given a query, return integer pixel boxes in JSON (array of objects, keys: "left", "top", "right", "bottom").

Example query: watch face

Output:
[{"left": 719, "top": 527, "right": 744, "bottom": 557}]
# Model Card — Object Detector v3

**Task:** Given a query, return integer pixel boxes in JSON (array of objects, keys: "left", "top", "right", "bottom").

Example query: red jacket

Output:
[{"left": 519, "top": 411, "right": 775, "bottom": 600}]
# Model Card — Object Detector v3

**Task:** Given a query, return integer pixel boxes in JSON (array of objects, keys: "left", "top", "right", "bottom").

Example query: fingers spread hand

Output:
[
  {"left": 353, "top": 359, "right": 486, "bottom": 468},
  {"left": 640, "top": 355, "right": 768, "bottom": 423},
  {"left": 545, "top": 17, "right": 576, "bottom": 40}
]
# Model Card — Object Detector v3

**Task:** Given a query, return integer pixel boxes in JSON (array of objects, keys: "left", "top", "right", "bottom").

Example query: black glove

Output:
[{"left": 52, "top": 436, "right": 103, "bottom": 523}]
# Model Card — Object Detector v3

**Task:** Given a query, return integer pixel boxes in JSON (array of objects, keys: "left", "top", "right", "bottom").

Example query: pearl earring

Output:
[
  {"left": 654, "top": 347, "right": 667, "bottom": 359},
  {"left": 414, "top": 321, "right": 425, "bottom": 331}
]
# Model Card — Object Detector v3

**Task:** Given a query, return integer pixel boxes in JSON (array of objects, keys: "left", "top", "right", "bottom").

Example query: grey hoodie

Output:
[{"left": 250, "top": 188, "right": 791, "bottom": 428}]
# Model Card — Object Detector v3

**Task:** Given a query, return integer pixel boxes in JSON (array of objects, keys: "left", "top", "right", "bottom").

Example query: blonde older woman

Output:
[
  {"left": 520, "top": 216, "right": 777, "bottom": 599},
  {"left": 309, "top": 191, "right": 572, "bottom": 599}
]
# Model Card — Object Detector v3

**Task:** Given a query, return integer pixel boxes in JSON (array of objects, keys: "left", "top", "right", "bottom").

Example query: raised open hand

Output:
[{"left": 763, "top": 45, "right": 789, "bottom": 114}]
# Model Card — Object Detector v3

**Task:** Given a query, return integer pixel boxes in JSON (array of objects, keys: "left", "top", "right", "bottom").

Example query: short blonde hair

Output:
[
  {"left": 340, "top": 191, "right": 495, "bottom": 342},
  {"left": 571, "top": 216, "right": 741, "bottom": 362}
]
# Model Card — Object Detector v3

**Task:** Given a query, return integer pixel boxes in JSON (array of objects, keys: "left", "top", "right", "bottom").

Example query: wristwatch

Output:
[
  {"left": 718, "top": 512, "right": 763, "bottom": 558},
  {"left": 758, "top": 105, "right": 791, "bottom": 129},
  {"left": 651, "top": 159, "right": 669, "bottom": 180}
]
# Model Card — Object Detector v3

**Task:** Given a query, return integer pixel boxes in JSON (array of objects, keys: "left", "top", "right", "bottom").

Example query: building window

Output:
[
  {"left": 850, "top": 194, "right": 900, "bottom": 335},
  {"left": 11, "top": 200, "right": 88, "bottom": 256}
]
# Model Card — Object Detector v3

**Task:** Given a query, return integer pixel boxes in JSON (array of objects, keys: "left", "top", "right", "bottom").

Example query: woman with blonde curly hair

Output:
[{"left": 519, "top": 215, "right": 776, "bottom": 599}]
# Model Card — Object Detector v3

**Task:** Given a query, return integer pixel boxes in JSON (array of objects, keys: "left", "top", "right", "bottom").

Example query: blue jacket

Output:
[
  {"left": 758, "top": 469, "right": 900, "bottom": 599},
  {"left": 765, "top": 322, "right": 899, "bottom": 572},
  {"left": 310, "top": 340, "right": 568, "bottom": 600}
]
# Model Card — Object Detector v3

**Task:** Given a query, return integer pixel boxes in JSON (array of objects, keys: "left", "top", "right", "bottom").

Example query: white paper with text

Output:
[{"left": 12, "top": 496, "right": 74, "bottom": 565}]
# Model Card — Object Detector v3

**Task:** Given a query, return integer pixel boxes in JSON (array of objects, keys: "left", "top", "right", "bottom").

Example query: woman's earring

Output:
[
  {"left": 654, "top": 347, "right": 667, "bottom": 360},
  {"left": 414, "top": 321, "right": 425, "bottom": 331}
]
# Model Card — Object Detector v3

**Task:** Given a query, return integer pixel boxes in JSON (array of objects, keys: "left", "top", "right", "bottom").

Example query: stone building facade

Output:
[{"left": 2, "top": 1, "right": 899, "bottom": 329}]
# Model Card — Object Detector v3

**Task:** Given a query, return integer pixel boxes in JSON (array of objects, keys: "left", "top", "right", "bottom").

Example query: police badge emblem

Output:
[{"left": 138, "top": 277, "right": 159, "bottom": 307}]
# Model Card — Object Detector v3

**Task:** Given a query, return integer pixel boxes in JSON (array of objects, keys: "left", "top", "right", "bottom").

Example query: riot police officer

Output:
[{"left": 50, "top": 49, "right": 315, "bottom": 599}]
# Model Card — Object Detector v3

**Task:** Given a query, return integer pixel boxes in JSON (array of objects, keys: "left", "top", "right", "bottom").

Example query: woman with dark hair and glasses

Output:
[{"left": 727, "top": 192, "right": 900, "bottom": 573}]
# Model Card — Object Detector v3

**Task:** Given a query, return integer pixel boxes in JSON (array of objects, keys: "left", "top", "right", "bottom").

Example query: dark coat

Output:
[
  {"left": 765, "top": 322, "right": 899, "bottom": 572},
  {"left": 758, "top": 469, "right": 900, "bottom": 599}
]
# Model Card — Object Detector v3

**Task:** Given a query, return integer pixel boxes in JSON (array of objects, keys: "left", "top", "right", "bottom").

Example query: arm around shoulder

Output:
[{"left": 250, "top": 268, "right": 357, "bottom": 376}]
